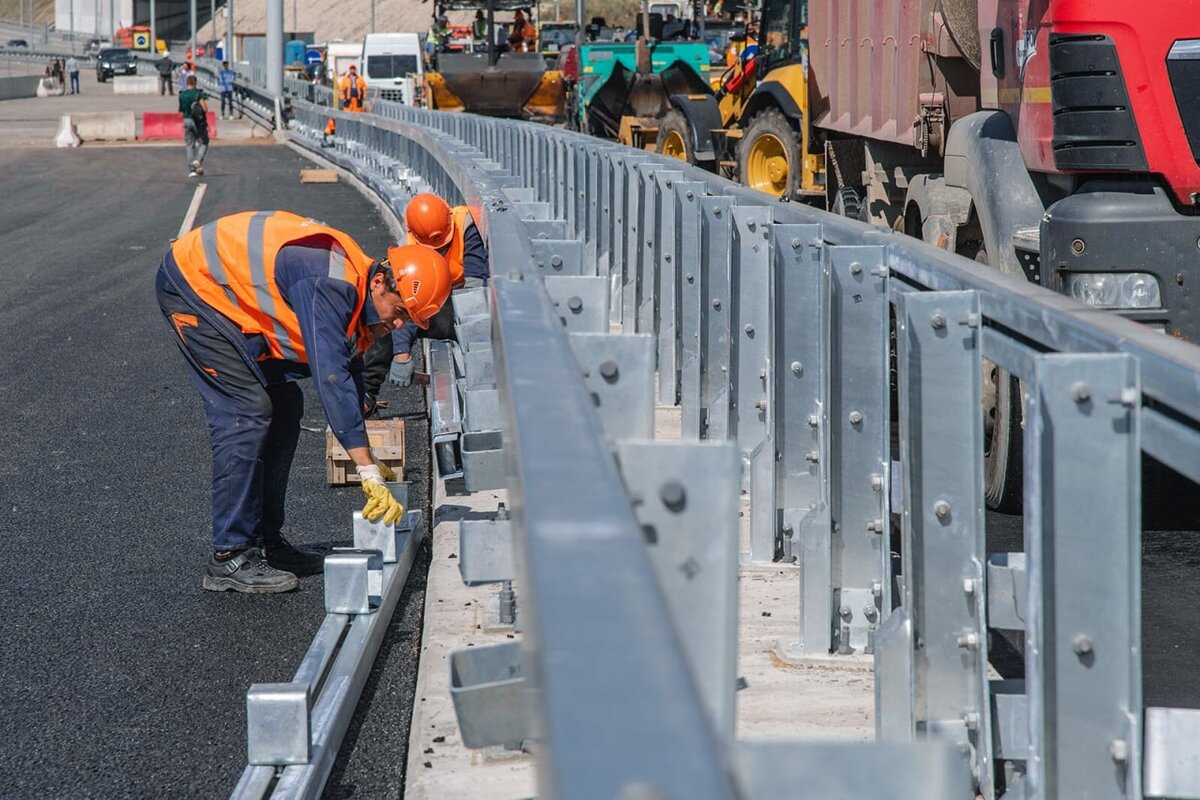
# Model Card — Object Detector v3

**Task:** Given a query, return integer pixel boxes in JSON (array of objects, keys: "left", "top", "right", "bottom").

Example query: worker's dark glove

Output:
[{"left": 388, "top": 356, "right": 415, "bottom": 387}]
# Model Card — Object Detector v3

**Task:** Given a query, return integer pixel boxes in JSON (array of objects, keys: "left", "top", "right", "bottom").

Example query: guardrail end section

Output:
[{"left": 246, "top": 682, "right": 311, "bottom": 766}]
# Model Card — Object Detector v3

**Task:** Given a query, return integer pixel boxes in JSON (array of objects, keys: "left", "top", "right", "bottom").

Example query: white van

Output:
[
  {"left": 325, "top": 41, "right": 361, "bottom": 84},
  {"left": 361, "top": 32, "right": 423, "bottom": 106}
]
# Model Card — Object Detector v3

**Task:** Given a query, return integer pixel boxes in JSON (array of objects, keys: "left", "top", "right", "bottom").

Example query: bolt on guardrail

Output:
[{"left": 220, "top": 72, "right": 1200, "bottom": 797}]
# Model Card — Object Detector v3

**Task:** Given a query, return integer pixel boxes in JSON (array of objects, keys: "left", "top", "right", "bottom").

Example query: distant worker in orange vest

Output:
[
  {"left": 508, "top": 8, "right": 537, "bottom": 52},
  {"left": 155, "top": 211, "right": 452, "bottom": 593},
  {"left": 338, "top": 63, "right": 367, "bottom": 112}
]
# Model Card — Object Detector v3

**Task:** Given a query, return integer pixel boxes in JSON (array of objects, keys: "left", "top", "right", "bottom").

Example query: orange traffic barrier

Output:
[{"left": 142, "top": 111, "right": 219, "bottom": 141}]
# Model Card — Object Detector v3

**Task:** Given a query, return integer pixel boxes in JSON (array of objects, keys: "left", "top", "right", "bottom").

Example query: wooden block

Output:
[
  {"left": 301, "top": 168, "right": 339, "bottom": 184},
  {"left": 326, "top": 419, "right": 406, "bottom": 485}
]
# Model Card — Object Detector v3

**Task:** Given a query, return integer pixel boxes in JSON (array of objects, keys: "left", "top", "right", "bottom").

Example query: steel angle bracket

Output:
[
  {"left": 729, "top": 204, "right": 775, "bottom": 561},
  {"left": 428, "top": 339, "right": 464, "bottom": 479},
  {"left": 896, "top": 290, "right": 991, "bottom": 795},
  {"left": 1024, "top": 353, "right": 1142, "bottom": 800},
  {"left": 567, "top": 333, "right": 655, "bottom": 441},
  {"left": 621, "top": 157, "right": 655, "bottom": 332},
  {"left": 657, "top": 171, "right": 686, "bottom": 402},
  {"left": 458, "top": 519, "right": 514, "bottom": 586},
  {"left": 522, "top": 219, "right": 568, "bottom": 241},
  {"left": 874, "top": 606, "right": 915, "bottom": 741},
  {"left": 455, "top": 315, "right": 493, "bottom": 350},
  {"left": 462, "top": 347, "right": 496, "bottom": 389},
  {"left": 635, "top": 165, "right": 682, "bottom": 338},
  {"left": 615, "top": 440, "right": 741, "bottom": 738},
  {"left": 827, "top": 244, "right": 890, "bottom": 654},
  {"left": 531, "top": 239, "right": 585, "bottom": 276},
  {"left": 543, "top": 275, "right": 609, "bottom": 333},
  {"left": 1144, "top": 707, "right": 1200, "bottom": 799},
  {"left": 674, "top": 181, "right": 707, "bottom": 438},
  {"left": 452, "top": 287, "right": 488, "bottom": 322},
  {"left": 732, "top": 740, "right": 972, "bottom": 800},
  {"left": 448, "top": 640, "right": 531, "bottom": 749},
  {"left": 512, "top": 200, "right": 550, "bottom": 220},
  {"left": 699, "top": 195, "right": 736, "bottom": 442},
  {"left": 772, "top": 225, "right": 830, "bottom": 606},
  {"left": 462, "top": 386, "right": 502, "bottom": 433}
]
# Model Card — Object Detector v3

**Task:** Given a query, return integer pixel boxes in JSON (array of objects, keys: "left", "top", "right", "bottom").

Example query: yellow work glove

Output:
[
  {"left": 355, "top": 464, "right": 405, "bottom": 526},
  {"left": 376, "top": 460, "right": 398, "bottom": 483}
]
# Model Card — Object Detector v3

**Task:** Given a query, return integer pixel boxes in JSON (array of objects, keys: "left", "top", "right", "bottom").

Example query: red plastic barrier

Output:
[{"left": 141, "top": 112, "right": 218, "bottom": 141}]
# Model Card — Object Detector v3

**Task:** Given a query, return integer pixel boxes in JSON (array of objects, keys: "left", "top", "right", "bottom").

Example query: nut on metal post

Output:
[
  {"left": 498, "top": 581, "right": 517, "bottom": 625},
  {"left": 1072, "top": 633, "right": 1094, "bottom": 656},
  {"left": 837, "top": 624, "right": 853, "bottom": 655},
  {"left": 956, "top": 631, "right": 980, "bottom": 651}
]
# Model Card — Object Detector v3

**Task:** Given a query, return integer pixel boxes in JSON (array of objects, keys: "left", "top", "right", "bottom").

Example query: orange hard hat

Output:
[
  {"left": 405, "top": 193, "right": 454, "bottom": 249},
  {"left": 386, "top": 244, "right": 452, "bottom": 329}
]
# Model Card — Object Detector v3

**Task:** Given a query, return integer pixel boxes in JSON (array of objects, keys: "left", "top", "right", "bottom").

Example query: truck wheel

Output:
[
  {"left": 832, "top": 185, "right": 866, "bottom": 222},
  {"left": 969, "top": 242, "right": 1024, "bottom": 512},
  {"left": 657, "top": 109, "right": 694, "bottom": 165},
  {"left": 738, "top": 108, "right": 800, "bottom": 198}
]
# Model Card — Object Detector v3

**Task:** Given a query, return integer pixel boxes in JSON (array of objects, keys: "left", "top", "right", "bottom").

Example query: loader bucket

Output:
[{"left": 436, "top": 52, "right": 550, "bottom": 118}]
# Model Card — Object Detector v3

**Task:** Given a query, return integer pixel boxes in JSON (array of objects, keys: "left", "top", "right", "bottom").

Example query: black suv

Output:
[{"left": 96, "top": 48, "right": 138, "bottom": 82}]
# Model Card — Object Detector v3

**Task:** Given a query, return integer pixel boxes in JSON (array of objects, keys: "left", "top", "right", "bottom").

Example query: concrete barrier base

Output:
[
  {"left": 69, "top": 112, "right": 137, "bottom": 141},
  {"left": 0, "top": 75, "right": 41, "bottom": 100},
  {"left": 112, "top": 76, "right": 159, "bottom": 95},
  {"left": 54, "top": 115, "right": 81, "bottom": 148}
]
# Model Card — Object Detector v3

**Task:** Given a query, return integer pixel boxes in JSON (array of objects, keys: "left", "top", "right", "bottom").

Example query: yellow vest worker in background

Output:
[
  {"left": 155, "top": 211, "right": 451, "bottom": 593},
  {"left": 339, "top": 64, "right": 367, "bottom": 112}
]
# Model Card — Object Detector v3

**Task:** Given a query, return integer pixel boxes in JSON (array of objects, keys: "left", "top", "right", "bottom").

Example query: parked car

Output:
[
  {"left": 6, "top": 38, "right": 29, "bottom": 47},
  {"left": 96, "top": 47, "right": 138, "bottom": 82}
]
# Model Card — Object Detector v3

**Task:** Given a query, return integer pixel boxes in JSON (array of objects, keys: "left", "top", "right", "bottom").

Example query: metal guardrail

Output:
[{"left": 224, "top": 74, "right": 1200, "bottom": 797}]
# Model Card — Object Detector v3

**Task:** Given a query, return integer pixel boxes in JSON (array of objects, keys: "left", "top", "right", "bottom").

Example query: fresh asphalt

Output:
[{"left": 0, "top": 145, "right": 429, "bottom": 798}]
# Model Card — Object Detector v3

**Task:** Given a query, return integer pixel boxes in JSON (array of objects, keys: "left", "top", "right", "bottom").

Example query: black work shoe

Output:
[
  {"left": 203, "top": 548, "right": 298, "bottom": 593},
  {"left": 263, "top": 536, "right": 326, "bottom": 576}
]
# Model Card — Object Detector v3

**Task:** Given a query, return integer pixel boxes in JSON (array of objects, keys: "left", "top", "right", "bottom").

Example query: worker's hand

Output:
[
  {"left": 356, "top": 464, "right": 405, "bottom": 526},
  {"left": 388, "top": 355, "right": 416, "bottom": 387}
]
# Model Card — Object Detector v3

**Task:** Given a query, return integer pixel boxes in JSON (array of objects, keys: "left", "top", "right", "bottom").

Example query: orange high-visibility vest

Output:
[
  {"left": 171, "top": 211, "right": 376, "bottom": 362},
  {"left": 406, "top": 205, "right": 472, "bottom": 286},
  {"left": 339, "top": 73, "right": 367, "bottom": 111}
]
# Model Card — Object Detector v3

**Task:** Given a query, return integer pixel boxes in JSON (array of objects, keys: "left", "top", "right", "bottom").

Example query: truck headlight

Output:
[{"left": 1064, "top": 272, "right": 1162, "bottom": 309}]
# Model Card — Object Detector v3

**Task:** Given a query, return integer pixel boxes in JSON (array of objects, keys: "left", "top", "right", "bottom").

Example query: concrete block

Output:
[
  {"left": 112, "top": 76, "right": 159, "bottom": 95},
  {"left": 0, "top": 75, "right": 40, "bottom": 100},
  {"left": 71, "top": 112, "right": 137, "bottom": 142},
  {"left": 54, "top": 116, "right": 80, "bottom": 148}
]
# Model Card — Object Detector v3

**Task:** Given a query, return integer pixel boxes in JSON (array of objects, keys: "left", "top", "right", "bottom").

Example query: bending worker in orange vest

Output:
[
  {"left": 155, "top": 211, "right": 451, "bottom": 593},
  {"left": 338, "top": 63, "right": 367, "bottom": 112},
  {"left": 363, "top": 193, "right": 491, "bottom": 395}
]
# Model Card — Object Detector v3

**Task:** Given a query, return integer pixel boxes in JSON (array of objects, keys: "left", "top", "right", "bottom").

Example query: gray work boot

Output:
[{"left": 203, "top": 548, "right": 298, "bottom": 593}]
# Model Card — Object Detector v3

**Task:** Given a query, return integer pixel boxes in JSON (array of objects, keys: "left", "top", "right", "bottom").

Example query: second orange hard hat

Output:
[
  {"left": 385, "top": 244, "right": 452, "bottom": 329},
  {"left": 405, "top": 192, "right": 455, "bottom": 249}
]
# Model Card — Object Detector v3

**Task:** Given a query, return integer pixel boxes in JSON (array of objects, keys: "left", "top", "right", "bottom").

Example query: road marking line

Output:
[{"left": 178, "top": 183, "right": 207, "bottom": 238}]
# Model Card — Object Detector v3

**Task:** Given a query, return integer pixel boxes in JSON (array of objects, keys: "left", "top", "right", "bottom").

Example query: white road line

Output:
[{"left": 178, "top": 183, "right": 207, "bottom": 238}]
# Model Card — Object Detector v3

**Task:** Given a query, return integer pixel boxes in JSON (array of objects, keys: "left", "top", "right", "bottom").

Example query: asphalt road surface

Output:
[{"left": 0, "top": 145, "right": 430, "bottom": 798}]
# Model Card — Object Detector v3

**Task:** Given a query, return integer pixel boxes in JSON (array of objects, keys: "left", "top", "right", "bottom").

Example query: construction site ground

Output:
[{"left": 0, "top": 141, "right": 430, "bottom": 797}]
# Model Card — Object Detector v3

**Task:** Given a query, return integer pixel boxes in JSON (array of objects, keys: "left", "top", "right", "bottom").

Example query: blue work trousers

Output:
[{"left": 156, "top": 263, "right": 302, "bottom": 553}]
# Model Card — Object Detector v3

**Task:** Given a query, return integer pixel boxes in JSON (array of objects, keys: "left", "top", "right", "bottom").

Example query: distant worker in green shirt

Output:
[{"left": 178, "top": 74, "right": 209, "bottom": 178}]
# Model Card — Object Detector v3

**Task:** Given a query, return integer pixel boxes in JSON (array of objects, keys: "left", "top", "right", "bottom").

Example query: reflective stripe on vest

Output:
[
  {"left": 406, "top": 206, "right": 471, "bottom": 286},
  {"left": 171, "top": 210, "right": 375, "bottom": 362}
]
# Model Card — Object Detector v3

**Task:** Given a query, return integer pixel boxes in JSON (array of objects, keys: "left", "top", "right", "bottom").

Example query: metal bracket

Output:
[
  {"left": 615, "top": 440, "right": 741, "bottom": 737},
  {"left": 246, "top": 683, "right": 311, "bottom": 766},
  {"left": 531, "top": 239, "right": 585, "bottom": 276},
  {"left": 544, "top": 275, "right": 609, "bottom": 333},
  {"left": 567, "top": 333, "right": 655, "bottom": 441},
  {"left": 458, "top": 519, "right": 515, "bottom": 586},
  {"left": 448, "top": 640, "right": 531, "bottom": 749},
  {"left": 324, "top": 550, "right": 383, "bottom": 615}
]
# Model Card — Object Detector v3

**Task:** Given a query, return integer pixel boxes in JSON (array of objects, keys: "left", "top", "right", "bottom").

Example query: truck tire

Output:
[
  {"left": 738, "top": 108, "right": 801, "bottom": 198},
  {"left": 656, "top": 109, "right": 695, "bottom": 165},
  {"left": 968, "top": 242, "right": 1024, "bottom": 513},
  {"left": 832, "top": 185, "right": 867, "bottom": 222}
]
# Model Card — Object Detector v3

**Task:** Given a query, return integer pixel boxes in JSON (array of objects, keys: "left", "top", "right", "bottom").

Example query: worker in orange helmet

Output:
[
  {"left": 338, "top": 63, "right": 367, "bottom": 112},
  {"left": 155, "top": 211, "right": 451, "bottom": 593},
  {"left": 363, "top": 192, "right": 491, "bottom": 397},
  {"left": 509, "top": 8, "right": 537, "bottom": 53}
]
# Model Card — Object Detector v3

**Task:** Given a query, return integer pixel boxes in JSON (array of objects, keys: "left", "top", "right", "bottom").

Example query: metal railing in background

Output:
[
  {"left": 283, "top": 100, "right": 1200, "bottom": 800},
  {"left": 218, "top": 70, "right": 1200, "bottom": 797}
]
